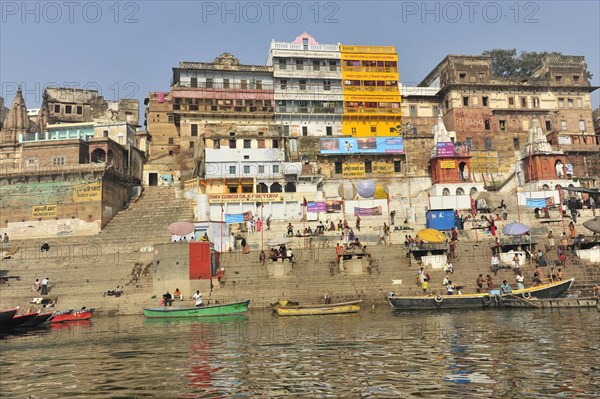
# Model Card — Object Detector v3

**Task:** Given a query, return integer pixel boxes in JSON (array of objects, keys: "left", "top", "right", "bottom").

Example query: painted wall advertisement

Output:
[
  {"left": 373, "top": 161, "right": 394, "bottom": 175},
  {"left": 307, "top": 202, "right": 327, "bottom": 213},
  {"left": 32, "top": 204, "right": 57, "bottom": 217},
  {"left": 320, "top": 137, "right": 404, "bottom": 155},
  {"left": 354, "top": 206, "right": 382, "bottom": 216},
  {"left": 73, "top": 182, "right": 102, "bottom": 202},
  {"left": 208, "top": 193, "right": 283, "bottom": 203},
  {"left": 436, "top": 142, "right": 455, "bottom": 157},
  {"left": 470, "top": 151, "right": 499, "bottom": 173},
  {"left": 342, "top": 163, "right": 366, "bottom": 178}
]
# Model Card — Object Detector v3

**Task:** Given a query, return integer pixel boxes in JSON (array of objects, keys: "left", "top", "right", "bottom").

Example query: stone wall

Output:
[{"left": 153, "top": 242, "right": 211, "bottom": 298}]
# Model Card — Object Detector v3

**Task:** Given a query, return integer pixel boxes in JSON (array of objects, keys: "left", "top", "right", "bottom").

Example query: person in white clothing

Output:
[{"left": 193, "top": 290, "right": 204, "bottom": 307}]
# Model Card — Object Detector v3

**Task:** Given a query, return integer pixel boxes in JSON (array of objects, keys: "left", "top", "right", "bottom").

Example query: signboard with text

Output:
[
  {"left": 436, "top": 142, "right": 455, "bottom": 157},
  {"left": 208, "top": 193, "right": 283, "bottom": 203},
  {"left": 73, "top": 182, "right": 102, "bottom": 202},
  {"left": 320, "top": 137, "right": 404, "bottom": 155},
  {"left": 32, "top": 204, "right": 57, "bottom": 218}
]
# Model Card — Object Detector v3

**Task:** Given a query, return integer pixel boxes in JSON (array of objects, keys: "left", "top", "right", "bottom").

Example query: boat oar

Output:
[{"left": 505, "top": 294, "right": 542, "bottom": 308}]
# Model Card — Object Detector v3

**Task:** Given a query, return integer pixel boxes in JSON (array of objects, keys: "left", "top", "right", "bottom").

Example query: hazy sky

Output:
[{"left": 1, "top": 0, "right": 599, "bottom": 113}]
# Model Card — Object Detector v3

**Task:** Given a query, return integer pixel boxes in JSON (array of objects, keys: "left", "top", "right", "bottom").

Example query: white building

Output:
[{"left": 267, "top": 32, "right": 343, "bottom": 137}]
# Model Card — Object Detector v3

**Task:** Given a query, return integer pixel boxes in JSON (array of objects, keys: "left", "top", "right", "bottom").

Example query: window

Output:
[
  {"left": 168, "top": 150, "right": 173, "bottom": 156},
  {"left": 545, "top": 121, "right": 552, "bottom": 131},
  {"left": 296, "top": 59, "right": 304, "bottom": 70},
  {"left": 370, "top": 126, "right": 377, "bottom": 133},
  {"left": 499, "top": 120, "right": 506, "bottom": 131},
  {"left": 393, "top": 160, "right": 401, "bottom": 173},
  {"left": 313, "top": 60, "right": 320, "bottom": 71},
  {"left": 573, "top": 75, "right": 580, "bottom": 83},
  {"left": 223, "top": 79, "right": 230, "bottom": 89},
  {"left": 442, "top": 188, "right": 451, "bottom": 196},
  {"left": 329, "top": 60, "right": 336, "bottom": 71},
  {"left": 513, "top": 138, "right": 520, "bottom": 150},
  {"left": 558, "top": 98, "right": 564, "bottom": 108},
  {"left": 335, "top": 162, "right": 343, "bottom": 174},
  {"left": 302, "top": 126, "right": 308, "bottom": 136},
  {"left": 561, "top": 120, "right": 567, "bottom": 131},
  {"left": 326, "top": 126, "right": 333, "bottom": 136},
  {"left": 272, "top": 165, "right": 279, "bottom": 173},
  {"left": 484, "top": 120, "right": 491, "bottom": 130},
  {"left": 465, "top": 138, "right": 473, "bottom": 149},
  {"left": 189, "top": 141, "right": 194, "bottom": 149},
  {"left": 52, "top": 157, "right": 65, "bottom": 165},
  {"left": 459, "top": 73, "right": 466, "bottom": 82},
  {"left": 228, "top": 185, "right": 237, "bottom": 193},
  {"left": 272, "top": 139, "right": 279, "bottom": 148},
  {"left": 409, "top": 105, "right": 417, "bottom": 116},
  {"left": 243, "top": 165, "right": 250, "bottom": 174},
  {"left": 351, "top": 127, "right": 357, "bottom": 135},
  {"left": 229, "top": 131, "right": 235, "bottom": 137},
  {"left": 299, "top": 80, "right": 307, "bottom": 90},
  {"left": 484, "top": 137, "right": 493, "bottom": 150},
  {"left": 432, "top": 106, "right": 439, "bottom": 116},
  {"left": 462, "top": 96, "right": 469, "bottom": 106},
  {"left": 520, "top": 97, "right": 527, "bottom": 107},
  {"left": 190, "top": 77, "right": 197, "bottom": 87},
  {"left": 258, "top": 165, "right": 265, "bottom": 173},
  {"left": 256, "top": 80, "right": 262, "bottom": 90},
  {"left": 257, "top": 138, "right": 265, "bottom": 148},
  {"left": 533, "top": 97, "right": 540, "bottom": 108},
  {"left": 65, "top": 105, "right": 72, "bottom": 114},
  {"left": 568, "top": 99, "right": 573, "bottom": 108},
  {"left": 229, "top": 139, "right": 236, "bottom": 148},
  {"left": 303, "top": 38, "right": 308, "bottom": 50},
  {"left": 280, "top": 79, "right": 287, "bottom": 90},
  {"left": 482, "top": 96, "right": 488, "bottom": 107},
  {"left": 168, "top": 137, "right": 174, "bottom": 145},
  {"left": 213, "top": 140, "right": 220, "bottom": 149},
  {"left": 508, "top": 97, "right": 514, "bottom": 106},
  {"left": 323, "top": 80, "right": 331, "bottom": 90},
  {"left": 229, "top": 166, "right": 236, "bottom": 174},
  {"left": 244, "top": 155, "right": 249, "bottom": 160},
  {"left": 365, "top": 160, "right": 372, "bottom": 174},
  {"left": 555, "top": 75, "right": 562, "bottom": 83},
  {"left": 579, "top": 120, "right": 586, "bottom": 131},
  {"left": 241, "top": 80, "right": 248, "bottom": 89},
  {"left": 278, "top": 59, "right": 286, "bottom": 70},
  {"left": 243, "top": 139, "right": 251, "bottom": 148},
  {"left": 577, "top": 98, "right": 582, "bottom": 108},
  {"left": 283, "top": 126, "right": 289, "bottom": 137},
  {"left": 103, "top": 130, "right": 109, "bottom": 138},
  {"left": 54, "top": 104, "right": 60, "bottom": 113},
  {"left": 478, "top": 72, "right": 486, "bottom": 82},
  {"left": 206, "top": 78, "right": 213, "bottom": 88},
  {"left": 191, "top": 124, "right": 198, "bottom": 136},
  {"left": 76, "top": 106, "right": 83, "bottom": 115}
]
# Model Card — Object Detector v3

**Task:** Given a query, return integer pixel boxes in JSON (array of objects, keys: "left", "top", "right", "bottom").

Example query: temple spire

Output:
[{"left": 1, "top": 85, "right": 31, "bottom": 144}]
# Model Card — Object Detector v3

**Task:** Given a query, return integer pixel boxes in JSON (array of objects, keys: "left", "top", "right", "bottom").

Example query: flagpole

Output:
[
  {"left": 342, "top": 199, "right": 347, "bottom": 244},
  {"left": 303, "top": 200, "right": 307, "bottom": 249},
  {"left": 260, "top": 202, "right": 264, "bottom": 251},
  {"left": 558, "top": 186, "right": 565, "bottom": 234},
  {"left": 470, "top": 193, "right": 478, "bottom": 242},
  {"left": 220, "top": 203, "right": 224, "bottom": 253},
  {"left": 387, "top": 194, "right": 392, "bottom": 246}
]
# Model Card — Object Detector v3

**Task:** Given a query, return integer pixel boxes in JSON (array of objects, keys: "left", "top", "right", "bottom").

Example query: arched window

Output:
[
  {"left": 257, "top": 183, "right": 269, "bottom": 193},
  {"left": 542, "top": 184, "right": 550, "bottom": 190},
  {"left": 270, "top": 182, "right": 282, "bottom": 193},
  {"left": 442, "top": 188, "right": 450, "bottom": 196},
  {"left": 456, "top": 187, "right": 465, "bottom": 195},
  {"left": 470, "top": 187, "right": 478, "bottom": 196},
  {"left": 107, "top": 150, "right": 114, "bottom": 165},
  {"left": 91, "top": 148, "right": 106, "bottom": 163},
  {"left": 285, "top": 182, "right": 296, "bottom": 192}
]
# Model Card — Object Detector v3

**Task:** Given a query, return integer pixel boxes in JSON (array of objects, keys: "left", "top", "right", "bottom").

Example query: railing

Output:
[
  {"left": 342, "top": 66, "right": 398, "bottom": 73},
  {"left": 344, "top": 108, "right": 401, "bottom": 114},
  {"left": 339, "top": 45, "right": 396, "bottom": 53},
  {"left": 271, "top": 42, "right": 340, "bottom": 52},
  {"left": 175, "top": 82, "right": 274, "bottom": 91},
  {"left": 276, "top": 65, "right": 340, "bottom": 72},
  {"left": 344, "top": 86, "right": 399, "bottom": 92}
]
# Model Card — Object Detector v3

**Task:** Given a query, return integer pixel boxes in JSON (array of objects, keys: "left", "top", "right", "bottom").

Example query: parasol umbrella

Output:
[
  {"left": 417, "top": 228, "right": 446, "bottom": 243},
  {"left": 502, "top": 222, "right": 530, "bottom": 236},
  {"left": 583, "top": 217, "right": 600, "bottom": 234},
  {"left": 168, "top": 221, "right": 195, "bottom": 236}
]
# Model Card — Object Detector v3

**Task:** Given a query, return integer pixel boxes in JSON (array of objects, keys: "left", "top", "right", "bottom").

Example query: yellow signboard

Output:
[
  {"left": 32, "top": 204, "right": 57, "bottom": 218},
  {"left": 183, "top": 178, "right": 198, "bottom": 189},
  {"left": 342, "top": 163, "right": 366, "bottom": 178},
  {"left": 208, "top": 193, "right": 283, "bottom": 204},
  {"left": 373, "top": 161, "right": 395, "bottom": 175},
  {"left": 440, "top": 160, "right": 456, "bottom": 169},
  {"left": 470, "top": 151, "right": 499, "bottom": 173},
  {"left": 73, "top": 182, "right": 102, "bottom": 202}
]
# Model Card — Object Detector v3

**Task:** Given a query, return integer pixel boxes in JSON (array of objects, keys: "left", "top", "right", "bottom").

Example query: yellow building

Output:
[{"left": 339, "top": 45, "right": 402, "bottom": 136}]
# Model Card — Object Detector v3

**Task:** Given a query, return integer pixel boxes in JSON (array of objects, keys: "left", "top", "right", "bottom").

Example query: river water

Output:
[{"left": 1, "top": 307, "right": 599, "bottom": 398}]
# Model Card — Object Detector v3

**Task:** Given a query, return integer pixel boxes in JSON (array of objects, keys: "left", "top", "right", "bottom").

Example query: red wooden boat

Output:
[
  {"left": 0, "top": 307, "right": 19, "bottom": 327},
  {"left": 1, "top": 312, "right": 38, "bottom": 330},
  {"left": 50, "top": 308, "right": 94, "bottom": 323},
  {"left": 18, "top": 312, "right": 54, "bottom": 328}
]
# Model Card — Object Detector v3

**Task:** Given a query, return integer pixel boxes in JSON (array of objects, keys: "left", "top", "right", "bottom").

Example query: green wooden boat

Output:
[{"left": 143, "top": 300, "right": 250, "bottom": 318}]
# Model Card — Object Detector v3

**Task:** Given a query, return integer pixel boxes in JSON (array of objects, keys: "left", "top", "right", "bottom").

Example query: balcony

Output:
[
  {"left": 173, "top": 82, "right": 274, "bottom": 91},
  {"left": 342, "top": 66, "right": 398, "bottom": 73},
  {"left": 343, "top": 86, "right": 399, "bottom": 93}
]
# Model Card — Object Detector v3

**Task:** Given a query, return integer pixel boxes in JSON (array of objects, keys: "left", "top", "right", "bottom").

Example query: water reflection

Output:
[{"left": 0, "top": 309, "right": 598, "bottom": 398}]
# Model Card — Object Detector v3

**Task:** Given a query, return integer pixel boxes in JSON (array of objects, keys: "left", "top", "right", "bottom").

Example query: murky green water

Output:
[{"left": 1, "top": 307, "right": 599, "bottom": 398}]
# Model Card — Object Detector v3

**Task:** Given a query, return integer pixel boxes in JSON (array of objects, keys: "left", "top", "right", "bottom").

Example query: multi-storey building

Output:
[
  {"left": 339, "top": 44, "right": 402, "bottom": 136},
  {"left": 268, "top": 32, "right": 343, "bottom": 139},
  {"left": 145, "top": 53, "right": 278, "bottom": 186},
  {"left": 418, "top": 55, "right": 598, "bottom": 179}
]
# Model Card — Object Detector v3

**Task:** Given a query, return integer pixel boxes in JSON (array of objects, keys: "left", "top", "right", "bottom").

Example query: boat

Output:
[
  {"left": 501, "top": 296, "right": 599, "bottom": 309},
  {"left": 50, "top": 308, "right": 94, "bottom": 323},
  {"left": 387, "top": 278, "right": 574, "bottom": 310},
  {"left": 1, "top": 312, "right": 38, "bottom": 330},
  {"left": 18, "top": 312, "right": 54, "bottom": 327},
  {"left": 0, "top": 307, "right": 19, "bottom": 327},
  {"left": 143, "top": 300, "right": 250, "bottom": 318},
  {"left": 274, "top": 300, "right": 362, "bottom": 316}
]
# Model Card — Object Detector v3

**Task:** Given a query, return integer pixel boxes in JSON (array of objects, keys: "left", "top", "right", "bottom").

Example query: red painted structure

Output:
[
  {"left": 430, "top": 156, "right": 472, "bottom": 185},
  {"left": 189, "top": 242, "right": 219, "bottom": 280},
  {"left": 523, "top": 153, "right": 567, "bottom": 183}
]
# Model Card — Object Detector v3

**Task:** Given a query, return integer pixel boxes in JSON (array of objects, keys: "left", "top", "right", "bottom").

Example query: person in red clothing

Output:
[{"left": 486, "top": 275, "right": 494, "bottom": 290}]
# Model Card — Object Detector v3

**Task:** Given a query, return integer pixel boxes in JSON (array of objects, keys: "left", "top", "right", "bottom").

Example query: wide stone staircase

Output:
[{"left": 0, "top": 187, "right": 195, "bottom": 315}]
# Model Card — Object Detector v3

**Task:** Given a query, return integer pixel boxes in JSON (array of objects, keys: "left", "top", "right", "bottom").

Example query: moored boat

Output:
[
  {"left": 275, "top": 300, "right": 362, "bottom": 316},
  {"left": 18, "top": 312, "right": 54, "bottom": 327},
  {"left": 0, "top": 307, "right": 19, "bottom": 327},
  {"left": 1, "top": 312, "right": 38, "bottom": 330},
  {"left": 143, "top": 300, "right": 250, "bottom": 318},
  {"left": 50, "top": 308, "right": 94, "bottom": 323},
  {"left": 387, "top": 278, "right": 574, "bottom": 311}
]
